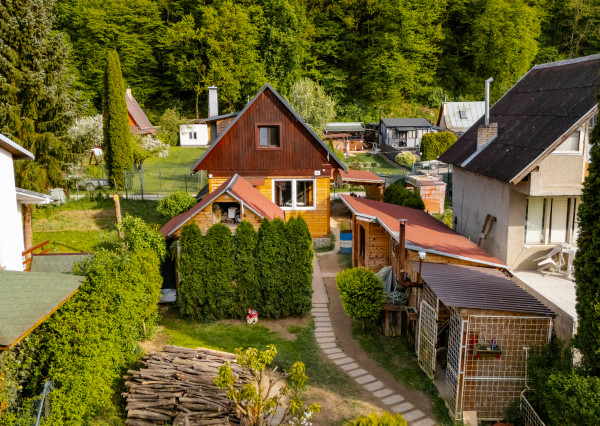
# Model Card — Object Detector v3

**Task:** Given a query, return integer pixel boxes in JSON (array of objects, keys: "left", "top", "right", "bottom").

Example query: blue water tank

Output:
[{"left": 339, "top": 230, "right": 352, "bottom": 254}]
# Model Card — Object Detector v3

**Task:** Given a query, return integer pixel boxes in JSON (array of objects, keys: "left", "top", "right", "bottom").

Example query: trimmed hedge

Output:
[
  {"left": 157, "top": 191, "right": 197, "bottom": 218},
  {"left": 178, "top": 218, "right": 314, "bottom": 321},
  {"left": 420, "top": 132, "right": 457, "bottom": 161},
  {"left": 336, "top": 267, "right": 384, "bottom": 324},
  {"left": 383, "top": 181, "right": 425, "bottom": 210},
  {"left": 350, "top": 412, "right": 407, "bottom": 425}
]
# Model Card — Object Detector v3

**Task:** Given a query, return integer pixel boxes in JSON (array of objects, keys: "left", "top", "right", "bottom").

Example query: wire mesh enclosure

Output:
[
  {"left": 444, "top": 309, "right": 465, "bottom": 413},
  {"left": 521, "top": 389, "right": 546, "bottom": 426},
  {"left": 417, "top": 300, "right": 437, "bottom": 379}
]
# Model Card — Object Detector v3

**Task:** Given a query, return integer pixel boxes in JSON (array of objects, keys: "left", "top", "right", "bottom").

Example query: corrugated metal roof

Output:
[
  {"left": 324, "top": 122, "right": 365, "bottom": 132},
  {"left": 381, "top": 118, "right": 433, "bottom": 128},
  {"left": 340, "top": 195, "right": 505, "bottom": 267},
  {"left": 414, "top": 262, "right": 555, "bottom": 316},
  {"left": 0, "top": 270, "right": 84, "bottom": 349},
  {"left": 30, "top": 253, "right": 92, "bottom": 274},
  {"left": 439, "top": 54, "right": 600, "bottom": 183},
  {"left": 439, "top": 102, "right": 485, "bottom": 133}
]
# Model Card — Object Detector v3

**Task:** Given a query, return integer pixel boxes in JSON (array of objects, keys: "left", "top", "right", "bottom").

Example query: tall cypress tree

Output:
[
  {"left": 103, "top": 50, "right": 132, "bottom": 189},
  {"left": 233, "top": 221, "right": 260, "bottom": 318},
  {"left": 574, "top": 94, "right": 600, "bottom": 375},
  {"left": 0, "top": 0, "right": 75, "bottom": 190}
]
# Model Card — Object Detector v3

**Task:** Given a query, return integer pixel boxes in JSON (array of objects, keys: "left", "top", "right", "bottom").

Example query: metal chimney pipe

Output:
[
  {"left": 484, "top": 77, "right": 494, "bottom": 125},
  {"left": 208, "top": 86, "right": 218, "bottom": 118}
]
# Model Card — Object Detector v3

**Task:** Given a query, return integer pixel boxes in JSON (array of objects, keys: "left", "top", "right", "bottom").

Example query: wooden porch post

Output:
[
  {"left": 22, "top": 204, "right": 33, "bottom": 250},
  {"left": 397, "top": 219, "right": 406, "bottom": 285}
]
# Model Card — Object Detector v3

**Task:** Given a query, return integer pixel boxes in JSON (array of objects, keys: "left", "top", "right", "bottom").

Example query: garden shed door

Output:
[{"left": 417, "top": 300, "right": 436, "bottom": 379}]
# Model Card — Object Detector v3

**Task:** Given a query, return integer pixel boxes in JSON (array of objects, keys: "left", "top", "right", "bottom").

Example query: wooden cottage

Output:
[
  {"left": 159, "top": 174, "right": 284, "bottom": 238},
  {"left": 191, "top": 83, "right": 346, "bottom": 238},
  {"left": 340, "top": 195, "right": 555, "bottom": 421}
]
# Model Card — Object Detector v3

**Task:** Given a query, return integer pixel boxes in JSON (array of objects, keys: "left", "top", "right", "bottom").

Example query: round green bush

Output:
[
  {"left": 349, "top": 411, "right": 407, "bottom": 425},
  {"left": 383, "top": 181, "right": 425, "bottom": 210},
  {"left": 395, "top": 151, "right": 416, "bottom": 168},
  {"left": 157, "top": 191, "right": 197, "bottom": 218},
  {"left": 336, "top": 267, "right": 384, "bottom": 324}
]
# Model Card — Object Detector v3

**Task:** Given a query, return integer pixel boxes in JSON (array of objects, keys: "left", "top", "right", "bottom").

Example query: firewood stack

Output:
[{"left": 123, "top": 345, "right": 250, "bottom": 425}]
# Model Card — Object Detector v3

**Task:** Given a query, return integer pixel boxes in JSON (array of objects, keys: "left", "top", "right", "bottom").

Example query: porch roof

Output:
[{"left": 414, "top": 262, "right": 555, "bottom": 317}]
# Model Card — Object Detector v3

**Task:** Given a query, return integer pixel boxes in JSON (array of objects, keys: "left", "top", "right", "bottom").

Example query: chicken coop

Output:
[{"left": 409, "top": 262, "right": 554, "bottom": 421}]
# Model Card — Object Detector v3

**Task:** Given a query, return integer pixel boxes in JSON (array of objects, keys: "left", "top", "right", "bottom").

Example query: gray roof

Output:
[
  {"left": 414, "top": 262, "right": 554, "bottom": 316},
  {"left": 438, "top": 102, "right": 485, "bottom": 133},
  {"left": 29, "top": 253, "right": 92, "bottom": 274},
  {"left": 440, "top": 54, "right": 600, "bottom": 183},
  {"left": 324, "top": 122, "right": 365, "bottom": 133},
  {"left": 15, "top": 187, "right": 54, "bottom": 204},
  {"left": 204, "top": 112, "right": 238, "bottom": 122},
  {"left": 0, "top": 133, "right": 34, "bottom": 159},
  {"left": 381, "top": 118, "right": 433, "bottom": 129},
  {"left": 0, "top": 270, "right": 85, "bottom": 349}
]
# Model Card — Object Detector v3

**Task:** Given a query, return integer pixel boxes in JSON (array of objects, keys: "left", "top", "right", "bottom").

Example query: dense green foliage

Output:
[
  {"left": 103, "top": 50, "right": 132, "bottom": 189},
  {"left": 420, "top": 132, "right": 457, "bottom": 161},
  {"left": 395, "top": 151, "right": 417, "bottom": 168},
  {"left": 574, "top": 86, "right": 600, "bottom": 375},
  {"left": 157, "top": 191, "right": 197, "bottom": 218},
  {"left": 336, "top": 268, "right": 385, "bottom": 324},
  {"left": 0, "top": 0, "right": 75, "bottom": 191},
  {"left": 383, "top": 182, "right": 425, "bottom": 210},
  {"left": 118, "top": 215, "right": 167, "bottom": 261},
  {"left": 178, "top": 218, "right": 313, "bottom": 321},
  {"left": 287, "top": 78, "right": 336, "bottom": 135},
  {"left": 349, "top": 412, "right": 407, "bottom": 425}
]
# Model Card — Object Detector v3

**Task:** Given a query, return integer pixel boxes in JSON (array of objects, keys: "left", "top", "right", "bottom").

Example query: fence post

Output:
[
  {"left": 184, "top": 173, "right": 188, "bottom": 192},
  {"left": 141, "top": 167, "right": 144, "bottom": 201},
  {"left": 159, "top": 167, "right": 162, "bottom": 192}
]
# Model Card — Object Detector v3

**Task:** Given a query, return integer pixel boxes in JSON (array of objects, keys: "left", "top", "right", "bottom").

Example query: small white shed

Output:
[{"left": 180, "top": 123, "right": 209, "bottom": 146}]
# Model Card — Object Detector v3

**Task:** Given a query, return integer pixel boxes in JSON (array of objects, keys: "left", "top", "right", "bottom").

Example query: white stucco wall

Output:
[
  {"left": 180, "top": 123, "right": 209, "bottom": 146},
  {"left": 0, "top": 147, "right": 24, "bottom": 271}
]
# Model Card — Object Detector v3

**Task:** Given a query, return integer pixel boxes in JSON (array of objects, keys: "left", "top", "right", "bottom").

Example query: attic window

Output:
[
  {"left": 256, "top": 124, "right": 281, "bottom": 148},
  {"left": 459, "top": 110, "right": 467, "bottom": 119}
]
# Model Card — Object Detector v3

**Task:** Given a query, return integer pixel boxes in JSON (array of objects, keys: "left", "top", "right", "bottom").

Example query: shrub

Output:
[
  {"left": 395, "top": 151, "right": 416, "bottom": 168},
  {"left": 336, "top": 267, "right": 384, "bottom": 324},
  {"left": 383, "top": 182, "right": 425, "bottom": 210},
  {"left": 256, "top": 219, "right": 288, "bottom": 319},
  {"left": 349, "top": 412, "right": 407, "bottom": 425},
  {"left": 420, "top": 132, "right": 457, "bottom": 161},
  {"left": 177, "top": 223, "right": 204, "bottom": 319},
  {"left": 157, "top": 191, "right": 197, "bottom": 218},
  {"left": 283, "top": 217, "right": 314, "bottom": 317},
  {"left": 232, "top": 221, "right": 260, "bottom": 318},
  {"left": 118, "top": 214, "right": 167, "bottom": 261}
]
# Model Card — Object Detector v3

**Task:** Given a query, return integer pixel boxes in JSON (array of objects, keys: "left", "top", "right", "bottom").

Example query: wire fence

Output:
[
  {"left": 124, "top": 167, "right": 207, "bottom": 200},
  {"left": 521, "top": 389, "right": 546, "bottom": 426}
]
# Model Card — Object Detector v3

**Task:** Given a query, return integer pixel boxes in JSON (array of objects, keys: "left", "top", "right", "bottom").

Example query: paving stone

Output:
[
  {"left": 311, "top": 311, "right": 330, "bottom": 317},
  {"left": 340, "top": 362, "right": 359, "bottom": 371},
  {"left": 354, "top": 374, "right": 376, "bottom": 385},
  {"left": 314, "top": 326, "right": 333, "bottom": 332},
  {"left": 346, "top": 368, "right": 367, "bottom": 377},
  {"left": 318, "top": 342, "right": 337, "bottom": 349},
  {"left": 327, "top": 352, "right": 347, "bottom": 360},
  {"left": 364, "top": 380, "right": 384, "bottom": 391},
  {"left": 316, "top": 337, "right": 336, "bottom": 343},
  {"left": 381, "top": 395, "right": 404, "bottom": 406},
  {"left": 313, "top": 303, "right": 327, "bottom": 308},
  {"left": 314, "top": 320, "right": 331, "bottom": 326},
  {"left": 322, "top": 347, "right": 341, "bottom": 354},
  {"left": 311, "top": 307, "right": 329, "bottom": 313},
  {"left": 412, "top": 417, "right": 436, "bottom": 426},
  {"left": 373, "top": 388, "right": 393, "bottom": 398},
  {"left": 401, "top": 410, "right": 425, "bottom": 422},
  {"left": 314, "top": 332, "right": 335, "bottom": 338},
  {"left": 333, "top": 357, "right": 354, "bottom": 365},
  {"left": 391, "top": 402, "right": 414, "bottom": 414}
]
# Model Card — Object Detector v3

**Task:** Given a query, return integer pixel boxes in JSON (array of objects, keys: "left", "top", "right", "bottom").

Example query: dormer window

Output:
[
  {"left": 256, "top": 124, "right": 280, "bottom": 148},
  {"left": 459, "top": 110, "right": 467, "bottom": 119}
]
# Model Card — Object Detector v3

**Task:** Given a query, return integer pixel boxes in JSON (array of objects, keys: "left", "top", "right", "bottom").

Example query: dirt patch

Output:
[
  {"left": 140, "top": 325, "right": 169, "bottom": 354},
  {"left": 304, "top": 385, "right": 383, "bottom": 425},
  {"left": 221, "top": 316, "right": 311, "bottom": 340},
  {"left": 34, "top": 209, "right": 117, "bottom": 232}
]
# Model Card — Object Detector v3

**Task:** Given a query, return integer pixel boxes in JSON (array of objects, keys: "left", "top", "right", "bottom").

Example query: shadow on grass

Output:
[{"left": 351, "top": 322, "right": 453, "bottom": 425}]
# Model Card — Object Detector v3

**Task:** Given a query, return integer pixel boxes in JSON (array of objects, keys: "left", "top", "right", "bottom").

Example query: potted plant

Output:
[{"left": 473, "top": 341, "right": 502, "bottom": 359}]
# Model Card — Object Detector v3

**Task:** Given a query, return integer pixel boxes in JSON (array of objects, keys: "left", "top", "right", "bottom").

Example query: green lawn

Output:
[
  {"left": 351, "top": 323, "right": 452, "bottom": 424},
  {"left": 143, "top": 146, "right": 207, "bottom": 168},
  {"left": 347, "top": 153, "right": 404, "bottom": 175}
]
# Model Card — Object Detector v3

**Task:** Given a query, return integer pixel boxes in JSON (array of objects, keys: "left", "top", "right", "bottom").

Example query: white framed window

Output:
[
  {"left": 554, "top": 131, "right": 581, "bottom": 154},
  {"left": 525, "top": 197, "right": 580, "bottom": 245},
  {"left": 272, "top": 179, "right": 316, "bottom": 210},
  {"left": 525, "top": 198, "right": 545, "bottom": 244}
]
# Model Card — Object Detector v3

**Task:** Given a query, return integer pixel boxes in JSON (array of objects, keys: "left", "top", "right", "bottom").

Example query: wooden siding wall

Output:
[
  {"left": 352, "top": 219, "right": 391, "bottom": 272},
  {"left": 208, "top": 176, "right": 330, "bottom": 237},
  {"left": 406, "top": 250, "right": 496, "bottom": 268},
  {"left": 199, "top": 90, "right": 335, "bottom": 175},
  {"left": 365, "top": 184, "right": 384, "bottom": 201}
]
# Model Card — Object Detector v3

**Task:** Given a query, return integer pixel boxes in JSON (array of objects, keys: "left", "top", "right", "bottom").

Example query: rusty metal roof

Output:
[
  {"left": 439, "top": 54, "right": 600, "bottom": 183},
  {"left": 414, "top": 262, "right": 555, "bottom": 316}
]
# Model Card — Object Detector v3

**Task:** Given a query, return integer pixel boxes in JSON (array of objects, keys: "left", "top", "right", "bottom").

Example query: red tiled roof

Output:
[
  {"left": 331, "top": 169, "right": 385, "bottom": 184},
  {"left": 126, "top": 89, "right": 155, "bottom": 133},
  {"left": 160, "top": 175, "right": 284, "bottom": 237},
  {"left": 340, "top": 195, "right": 505, "bottom": 267}
]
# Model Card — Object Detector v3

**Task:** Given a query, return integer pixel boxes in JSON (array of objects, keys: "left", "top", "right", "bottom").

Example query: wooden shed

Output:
[{"left": 332, "top": 169, "right": 386, "bottom": 201}]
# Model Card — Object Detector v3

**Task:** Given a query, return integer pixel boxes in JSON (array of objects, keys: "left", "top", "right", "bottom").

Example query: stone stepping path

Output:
[{"left": 311, "top": 264, "right": 436, "bottom": 425}]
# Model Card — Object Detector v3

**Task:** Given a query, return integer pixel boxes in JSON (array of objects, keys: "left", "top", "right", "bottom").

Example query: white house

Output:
[
  {"left": 436, "top": 101, "right": 485, "bottom": 138},
  {"left": 0, "top": 134, "right": 53, "bottom": 271},
  {"left": 179, "top": 121, "right": 209, "bottom": 146}
]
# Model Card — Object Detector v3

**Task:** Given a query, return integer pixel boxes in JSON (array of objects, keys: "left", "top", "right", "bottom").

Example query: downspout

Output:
[{"left": 485, "top": 77, "right": 494, "bottom": 125}]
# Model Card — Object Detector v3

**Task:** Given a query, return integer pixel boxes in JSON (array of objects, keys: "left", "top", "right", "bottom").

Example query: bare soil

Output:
[
  {"left": 34, "top": 210, "right": 116, "bottom": 232},
  {"left": 304, "top": 386, "right": 383, "bottom": 425},
  {"left": 221, "top": 316, "right": 311, "bottom": 340}
]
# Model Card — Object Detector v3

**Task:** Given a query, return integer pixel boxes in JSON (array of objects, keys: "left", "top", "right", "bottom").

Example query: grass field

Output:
[{"left": 347, "top": 152, "right": 404, "bottom": 174}]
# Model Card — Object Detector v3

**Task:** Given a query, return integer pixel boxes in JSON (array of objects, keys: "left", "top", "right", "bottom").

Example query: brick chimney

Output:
[
  {"left": 208, "top": 86, "right": 218, "bottom": 118},
  {"left": 477, "top": 123, "right": 498, "bottom": 150}
]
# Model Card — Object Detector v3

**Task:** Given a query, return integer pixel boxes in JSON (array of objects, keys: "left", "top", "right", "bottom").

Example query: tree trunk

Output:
[{"left": 22, "top": 204, "right": 33, "bottom": 250}]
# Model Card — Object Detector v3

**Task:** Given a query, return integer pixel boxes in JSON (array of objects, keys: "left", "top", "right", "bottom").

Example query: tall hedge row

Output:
[
  {"left": 420, "top": 132, "right": 457, "bottom": 161},
  {"left": 178, "top": 218, "right": 313, "bottom": 321}
]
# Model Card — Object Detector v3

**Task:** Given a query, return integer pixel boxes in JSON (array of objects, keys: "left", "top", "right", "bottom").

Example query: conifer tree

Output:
[
  {"left": 233, "top": 221, "right": 260, "bottom": 318},
  {"left": 257, "top": 219, "right": 287, "bottom": 319},
  {"left": 177, "top": 223, "right": 204, "bottom": 320},
  {"left": 103, "top": 50, "right": 132, "bottom": 189},
  {"left": 574, "top": 97, "right": 600, "bottom": 375},
  {"left": 201, "top": 224, "right": 234, "bottom": 320},
  {"left": 284, "top": 217, "right": 314, "bottom": 316},
  {"left": 0, "top": 0, "right": 75, "bottom": 190}
]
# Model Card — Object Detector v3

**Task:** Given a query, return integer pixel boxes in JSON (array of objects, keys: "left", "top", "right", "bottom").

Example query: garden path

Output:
[{"left": 311, "top": 226, "right": 437, "bottom": 426}]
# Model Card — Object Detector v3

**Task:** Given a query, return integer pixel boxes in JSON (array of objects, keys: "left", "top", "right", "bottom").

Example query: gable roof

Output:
[
  {"left": 439, "top": 54, "right": 600, "bottom": 183},
  {"left": 381, "top": 118, "right": 433, "bottom": 129},
  {"left": 126, "top": 89, "right": 155, "bottom": 135},
  {"left": 0, "top": 133, "right": 34, "bottom": 159},
  {"left": 0, "top": 270, "right": 84, "bottom": 349},
  {"left": 437, "top": 102, "right": 485, "bottom": 133},
  {"left": 191, "top": 83, "right": 346, "bottom": 173},
  {"left": 324, "top": 122, "right": 365, "bottom": 133},
  {"left": 340, "top": 195, "right": 505, "bottom": 268},
  {"left": 160, "top": 174, "right": 284, "bottom": 237},
  {"left": 16, "top": 187, "right": 54, "bottom": 204},
  {"left": 30, "top": 253, "right": 93, "bottom": 274},
  {"left": 415, "top": 262, "right": 554, "bottom": 316}
]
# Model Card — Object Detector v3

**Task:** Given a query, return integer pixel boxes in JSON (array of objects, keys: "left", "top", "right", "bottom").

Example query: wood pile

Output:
[{"left": 123, "top": 345, "right": 251, "bottom": 425}]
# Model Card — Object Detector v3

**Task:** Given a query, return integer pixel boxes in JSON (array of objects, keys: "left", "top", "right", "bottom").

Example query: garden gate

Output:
[{"left": 417, "top": 300, "right": 437, "bottom": 379}]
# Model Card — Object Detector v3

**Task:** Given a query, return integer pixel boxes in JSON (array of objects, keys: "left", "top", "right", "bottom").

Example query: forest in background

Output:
[{"left": 54, "top": 0, "right": 600, "bottom": 121}]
